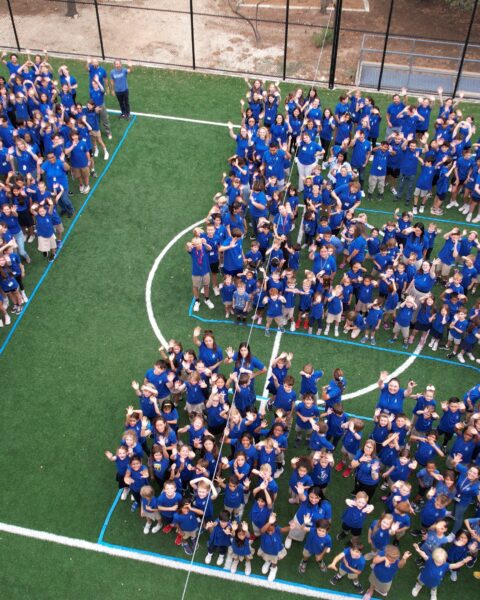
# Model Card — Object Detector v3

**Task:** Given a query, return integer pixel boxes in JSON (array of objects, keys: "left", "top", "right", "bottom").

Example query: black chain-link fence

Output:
[{"left": 0, "top": 0, "right": 478, "bottom": 97}]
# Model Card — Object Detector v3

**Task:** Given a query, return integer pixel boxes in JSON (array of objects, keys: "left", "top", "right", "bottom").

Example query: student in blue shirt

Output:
[
  {"left": 364, "top": 545, "right": 411, "bottom": 600},
  {"left": 389, "top": 295, "right": 418, "bottom": 349},
  {"left": 258, "top": 513, "right": 289, "bottom": 582},
  {"left": 349, "top": 130, "right": 372, "bottom": 186},
  {"left": 185, "top": 236, "right": 214, "bottom": 313},
  {"left": 395, "top": 137, "right": 421, "bottom": 206},
  {"left": 413, "top": 155, "right": 436, "bottom": 214},
  {"left": 297, "top": 518, "right": 332, "bottom": 574},
  {"left": 368, "top": 140, "right": 391, "bottom": 201},
  {"left": 386, "top": 92, "right": 406, "bottom": 136},
  {"left": 123, "top": 455, "right": 149, "bottom": 512},
  {"left": 328, "top": 541, "right": 366, "bottom": 594},
  {"left": 110, "top": 59, "right": 132, "bottom": 118},
  {"left": 412, "top": 545, "right": 472, "bottom": 599}
]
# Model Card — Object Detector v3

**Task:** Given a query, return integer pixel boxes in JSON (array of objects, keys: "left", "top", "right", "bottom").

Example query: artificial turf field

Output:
[{"left": 0, "top": 57, "right": 479, "bottom": 599}]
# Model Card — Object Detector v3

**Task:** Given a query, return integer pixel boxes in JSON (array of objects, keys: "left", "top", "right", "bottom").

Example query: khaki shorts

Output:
[
  {"left": 192, "top": 274, "right": 210, "bottom": 289},
  {"left": 414, "top": 187, "right": 429, "bottom": 198},
  {"left": 54, "top": 223, "right": 64, "bottom": 234},
  {"left": 257, "top": 547, "right": 287, "bottom": 564},
  {"left": 355, "top": 300, "right": 369, "bottom": 313},
  {"left": 369, "top": 571, "right": 392, "bottom": 596},
  {"left": 393, "top": 322, "right": 410, "bottom": 339},
  {"left": 338, "top": 567, "right": 358, "bottom": 580},
  {"left": 71, "top": 166, "right": 90, "bottom": 179},
  {"left": 436, "top": 261, "right": 452, "bottom": 278},
  {"left": 326, "top": 312, "right": 342, "bottom": 324},
  {"left": 282, "top": 306, "right": 294, "bottom": 320},
  {"left": 38, "top": 234, "right": 57, "bottom": 252},
  {"left": 185, "top": 402, "right": 205, "bottom": 415},
  {"left": 288, "top": 517, "right": 307, "bottom": 542},
  {"left": 90, "top": 130, "right": 101, "bottom": 140},
  {"left": 181, "top": 529, "right": 198, "bottom": 540},
  {"left": 141, "top": 510, "right": 161, "bottom": 521}
]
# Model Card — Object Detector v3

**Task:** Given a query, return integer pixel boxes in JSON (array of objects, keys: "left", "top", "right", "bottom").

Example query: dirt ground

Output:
[{"left": 0, "top": 0, "right": 477, "bottom": 87}]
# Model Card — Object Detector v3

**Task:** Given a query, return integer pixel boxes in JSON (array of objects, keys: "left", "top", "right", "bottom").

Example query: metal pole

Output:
[
  {"left": 377, "top": 0, "right": 394, "bottom": 91},
  {"left": 6, "top": 0, "right": 21, "bottom": 51},
  {"left": 282, "top": 0, "right": 290, "bottom": 80},
  {"left": 328, "top": 0, "right": 343, "bottom": 89},
  {"left": 93, "top": 0, "right": 106, "bottom": 59},
  {"left": 190, "top": 0, "right": 196, "bottom": 70},
  {"left": 453, "top": 0, "right": 478, "bottom": 97}
]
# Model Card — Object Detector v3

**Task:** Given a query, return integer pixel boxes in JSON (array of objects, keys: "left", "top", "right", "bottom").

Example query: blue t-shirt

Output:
[
  {"left": 419, "top": 557, "right": 450, "bottom": 588},
  {"left": 110, "top": 67, "right": 129, "bottom": 92},
  {"left": 373, "top": 550, "right": 400, "bottom": 583}
]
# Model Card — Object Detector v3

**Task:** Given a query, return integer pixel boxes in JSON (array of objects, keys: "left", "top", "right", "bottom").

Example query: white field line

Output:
[
  {"left": 0, "top": 522, "right": 362, "bottom": 600},
  {"left": 107, "top": 109, "right": 234, "bottom": 128},
  {"left": 261, "top": 330, "right": 283, "bottom": 400}
]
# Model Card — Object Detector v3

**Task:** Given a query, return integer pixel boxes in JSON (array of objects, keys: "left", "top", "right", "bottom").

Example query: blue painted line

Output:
[
  {"left": 188, "top": 303, "right": 480, "bottom": 373},
  {"left": 97, "top": 489, "right": 123, "bottom": 544},
  {"left": 361, "top": 206, "right": 479, "bottom": 229},
  {"left": 97, "top": 539, "right": 369, "bottom": 599},
  {"left": 0, "top": 116, "right": 137, "bottom": 357}
]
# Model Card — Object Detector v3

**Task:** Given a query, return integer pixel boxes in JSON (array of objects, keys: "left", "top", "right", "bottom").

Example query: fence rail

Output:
[{"left": 0, "top": 0, "right": 478, "bottom": 97}]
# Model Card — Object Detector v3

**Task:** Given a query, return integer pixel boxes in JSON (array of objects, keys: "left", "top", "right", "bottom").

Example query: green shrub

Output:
[{"left": 312, "top": 28, "right": 334, "bottom": 48}]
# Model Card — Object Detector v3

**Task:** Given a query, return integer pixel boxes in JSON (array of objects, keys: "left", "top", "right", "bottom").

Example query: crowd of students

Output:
[
  {"left": 105, "top": 79, "right": 480, "bottom": 599},
  {"left": 106, "top": 328, "right": 480, "bottom": 598},
  {"left": 0, "top": 52, "right": 131, "bottom": 327}
]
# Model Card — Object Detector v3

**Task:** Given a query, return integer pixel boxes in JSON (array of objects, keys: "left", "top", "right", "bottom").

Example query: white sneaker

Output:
[
  {"left": 460, "top": 204, "right": 470, "bottom": 214},
  {"left": 334, "top": 328, "right": 339, "bottom": 337},
  {"left": 143, "top": 523, "right": 151, "bottom": 534},
  {"left": 83, "top": 185, "right": 90, "bottom": 194},
  {"left": 193, "top": 300, "right": 200, "bottom": 312},
  {"left": 245, "top": 561, "right": 251, "bottom": 576},
  {"left": 94, "top": 146, "right": 99, "bottom": 157},
  {"left": 213, "top": 286, "right": 220, "bottom": 296},
  {"left": 430, "top": 589, "right": 437, "bottom": 600},
  {"left": 0, "top": 319, "right": 3, "bottom": 328},
  {"left": 466, "top": 213, "right": 473, "bottom": 222},
  {"left": 205, "top": 552, "right": 213, "bottom": 564},
  {"left": 261, "top": 560, "right": 271, "bottom": 575},
  {"left": 466, "top": 352, "right": 475, "bottom": 361},
  {"left": 120, "top": 488, "right": 129, "bottom": 501},
  {"left": 413, "top": 206, "right": 418, "bottom": 214},
  {"left": 107, "top": 134, "right": 113, "bottom": 140},
  {"left": 21, "top": 291, "right": 28, "bottom": 302},
  {"left": 446, "top": 200, "right": 459, "bottom": 209},
  {"left": 412, "top": 583, "right": 422, "bottom": 597},
  {"left": 223, "top": 555, "right": 232, "bottom": 570},
  {"left": 151, "top": 522, "right": 162, "bottom": 533},
  {"left": 457, "top": 354, "right": 465, "bottom": 363},
  {"left": 230, "top": 560, "right": 238, "bottom": 574},
  {"left": 216, "top": 554, "right": 224, "bottom": 566},
  {"left": 204, "top": 298, "right": 214, "bottom": 309},
  {"left": 104, "top": 151, "right": 109, "bottom": 160},
  {"left": 285, "top": 536, "right": 292, "bottom": 550},
  {"left": 267, "top": 566, "right": 278, "bottom": 582},
  {"left": 419, "top": 205, "right": 425, "bottom": 213},
  {"left": 79, "top": 185, "right": 85, "bottom": 194},
  {"left": 27, "top": 235, "right": 35, "bottom": 243},
  {"left": 290, "top": 322, "right": 295, "bottom": 331},
  {"left": 274, "top": 467, "right": 284, "bottom": 478},
  {"left": 4, "top": 313, "right": 11, "bottom": 325},
  {"left": 473, "top": 215, "right": 480, "bottom": 223}
]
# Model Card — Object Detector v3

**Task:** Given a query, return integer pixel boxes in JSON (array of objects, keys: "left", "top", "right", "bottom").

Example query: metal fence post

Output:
[
  {"left": 282, "top": 0, "right": 290, "bottom": 80},
  {"left": 328, "top": 0, "right": 343, "bottom": 89},
  {"left": 453, "top": 0, "right": 478, "bottom": 97},
  {"left": 377, "top": 0, "right": 394, "bottom": 91},
  {"left": 6, "top": 0, "right": 21, "bottom": 51},
  {"left": 93, "top": 0, "right": 106, "bottom": 59},
  {"left": 190, "top": 0, "right": 196, "bottom": 70}
]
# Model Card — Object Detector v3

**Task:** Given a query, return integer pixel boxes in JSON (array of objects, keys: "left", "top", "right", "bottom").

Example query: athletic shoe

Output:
[
  {"left": 285, "top": 537, "right": 292, "bottom": 549},
  {"left": 466, "top": 353, "right": 475, "bottom": 361},
  {"left": 330, "top": 575, "right": 340, "bottom": 586},
  {"left": 290, "top": 322, "right": 295, "bottom": 331},
  {"left": 318, "top": 560, "right": 327, "bottom": 572},
  {"left": 204, "top": 298, "right": 214, "bottom": 309},
  {"left": 143, "top": 523, "right": 151, "bottom": 534},
  {"left": 370, "top": 338, "right": 376, "bottom": 345},
  {"left": 446, "top": 200, "right": 459, "bottom": 209},
  {"left": 412, "top": 206, "right": 418, "bottom": 214},
  {"left": 130, "top": 501, "right": 138, "bottom": 512},
  {"left": 335, "top": 461, "right": 345, "bottom": 472},
  {"left": 352, "top": 580, "right": 364, "bottom": 594},
  {"left": 466, "top": 213, "right": 473, "bottom": 222},
  {"left": 79, "top": 185, "right": 85, "bottom": 194},
  {"left": 261, "top": 560, "right": 271, "bottom": 575},
  {"left": 162, "top": 524, "right": 174, "bottom": 534},
  {"left": 83, "top": 185, "right": 90, "bottom": 194},
  {"left": 361, "top": 336, "right": 367, "bottom": 344},
  {"left": 183, "top": 541, "right": 194, "bottom": 555},
  {"left": 245, "top": 561, "right": 251, "bottom": 575},
  {"left": 104, "top": 151, "right": 109, "bottom": 160},
  {"left": 473, "top": 215, "right": 480, "bottom": 223},
  {"left": 0, "top": 320, "right": 3, "bottom": 328},
  {"left": 419, "top": 205, "right": 424, "bottom": 213},
  {"left": 94, "top": 146, "right": 99, "bottom": 157},
  {"left": 107, "top": 134, "right": 113, "bottom": 140},
  {"left": 216, "top": 554, "right": 225, "bottom": 566},
  {"left": 175, "top": 533, "right": 183, "bottom": 545},
  {"left": 4, "top": 314, "right": 11, "bottom": 325},
  {"left": 457, "top": 354, "right": 465, "bottom": 363},
  {"left": 27, "top": 234, "right": 35, "bottom": 243},
  {"left": 265, "top": 329, "right": 270, "bottom": 337},
  {"left": 213, "top": 286, "right": 220, "bottom": 296},
  {"left": 298, "top": 560, "right": 307, "bottom": 574},
  {"left": 342, "top": 467, "right": 352, "bottom": 478},
  {"left": 412, "top": 583, "right": 422, "bottom": 597},
  {"left": 151, "top": 522, "right": 162, "bottom": 533},
  {"left": 274, "top": 467, "right": 284, "bottom": 479},
  {"left": 193, "top": 300, "right": 200, "bottom": 312},
  {"left": 120, "top": 488, "right": 129, "bottom": 501},
  {"left": 205, "top": 552, "right": 213, "bottom": 564},
  {"left": 267, "top": 566, "right": 278, "bottom": 582}
]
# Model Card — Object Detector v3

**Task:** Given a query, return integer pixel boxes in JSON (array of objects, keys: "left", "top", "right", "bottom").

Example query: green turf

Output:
[{"left": 1, "top": 57, "right": 479, "bottom": 600}]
